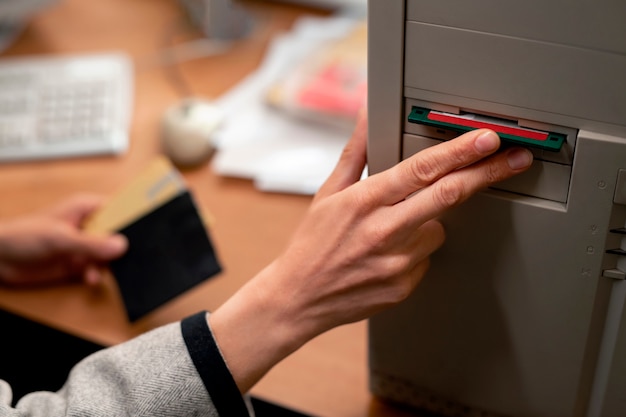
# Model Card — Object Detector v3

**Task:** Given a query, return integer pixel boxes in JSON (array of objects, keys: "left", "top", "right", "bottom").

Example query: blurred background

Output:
[{"left": 0, "top": 0, "right": 367, "bottom": 194}]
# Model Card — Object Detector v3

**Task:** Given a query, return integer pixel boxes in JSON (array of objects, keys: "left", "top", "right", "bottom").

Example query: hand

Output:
[
  {"left": 0, "top": 194, "right": 128, "bottom": 287},
  {"left": 209, "top": 112, "right": 534, "bottom": 392}
]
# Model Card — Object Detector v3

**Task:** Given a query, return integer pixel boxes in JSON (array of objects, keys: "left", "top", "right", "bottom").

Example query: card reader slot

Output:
[{"left": 408, "top": 107, "right": 566, "bottom": 152}]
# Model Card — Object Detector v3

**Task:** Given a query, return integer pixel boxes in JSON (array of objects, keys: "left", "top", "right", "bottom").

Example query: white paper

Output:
[{"left": 210, "top": 15, "right": 362, "bottom": 195}]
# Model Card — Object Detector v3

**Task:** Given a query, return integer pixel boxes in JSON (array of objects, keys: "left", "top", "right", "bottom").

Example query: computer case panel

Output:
[{"left": 367, "top": 1, "right": 626, "bottom": 416}]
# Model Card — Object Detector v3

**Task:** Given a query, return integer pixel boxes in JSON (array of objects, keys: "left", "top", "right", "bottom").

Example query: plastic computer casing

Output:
[{"left": 366, "top": 1, "right": 626, "bottom": 416}]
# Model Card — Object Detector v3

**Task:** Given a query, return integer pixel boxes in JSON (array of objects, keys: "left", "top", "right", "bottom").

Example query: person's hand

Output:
[
  {"left": 209, "top": 112, "right": 534, "bottom": 392},
  {"left": 0, "top": 194, "right": 128, "bottom": 287}
]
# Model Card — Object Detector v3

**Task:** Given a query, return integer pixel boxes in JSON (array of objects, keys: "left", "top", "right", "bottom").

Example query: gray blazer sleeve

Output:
[{"left": 0, "top": 311, "right": 253, "bottom": 417}]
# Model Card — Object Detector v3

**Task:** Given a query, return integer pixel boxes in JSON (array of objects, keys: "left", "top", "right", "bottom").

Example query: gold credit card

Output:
[{"left": 84, "top": 156, "right": 187, "bottom": 234}]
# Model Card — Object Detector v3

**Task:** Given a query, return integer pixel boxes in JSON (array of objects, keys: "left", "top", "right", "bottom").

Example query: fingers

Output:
[
  {"left": 315, "top": 110, "right": 368, "bottom": 200},
  {"left": 64, "top": 233, "right": 128, "bottom": 286},
  {"left": 384, "top": 219, "right": 445, "bottom": 282},
  {"left": 399, "top": 145, "right": 533, "bottom": 223},
  {"left": 83, "top": 264, "right": 106, "bottom": 286},
  {"left": 366, "top": 129, "right": 506, "bottom": 205}
]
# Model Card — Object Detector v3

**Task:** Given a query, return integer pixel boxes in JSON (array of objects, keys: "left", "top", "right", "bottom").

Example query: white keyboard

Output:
[{"left": 0, "top": 52, "right": 133, "bottom": 162}]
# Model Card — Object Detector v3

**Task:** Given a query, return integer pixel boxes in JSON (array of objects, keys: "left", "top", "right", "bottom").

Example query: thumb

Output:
[
  {"left": 48, "top": 194, "right": 106, "bottom": 226},
  {"left": 68, "top": 232, "right": 129, "bottom": 261},
  {"left": 315, "top": 110, "right": 368, "bottom": 201}
]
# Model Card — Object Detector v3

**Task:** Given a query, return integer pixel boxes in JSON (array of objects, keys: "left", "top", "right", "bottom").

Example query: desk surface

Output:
[{"left": 0, "top": 1, "right": 419, "bottom": 416}]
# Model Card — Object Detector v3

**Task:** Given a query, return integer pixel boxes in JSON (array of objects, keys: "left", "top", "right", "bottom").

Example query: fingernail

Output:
[
  {"left": 474, "top": 130, "right": 499, "bottom": 153},
  {"left": 108, "top": 234, "right": 128, "bottom": 253},
  {"left": 507, "top": 148, "right": 533, "bottom": 170}
]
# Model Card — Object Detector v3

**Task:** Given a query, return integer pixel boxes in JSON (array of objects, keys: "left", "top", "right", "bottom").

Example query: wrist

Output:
[{"left": 208, "top": 262, "right": 312, "bottom": 393}]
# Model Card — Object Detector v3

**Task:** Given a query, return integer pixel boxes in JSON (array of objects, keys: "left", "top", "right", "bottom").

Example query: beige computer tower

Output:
[{"left": 366, "top": 1, "right": 626, "bottom": 416}]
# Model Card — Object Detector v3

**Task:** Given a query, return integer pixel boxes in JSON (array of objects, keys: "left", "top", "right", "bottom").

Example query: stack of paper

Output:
[{"left": 210, "top": 15, "right": 367, "bottom": 195}]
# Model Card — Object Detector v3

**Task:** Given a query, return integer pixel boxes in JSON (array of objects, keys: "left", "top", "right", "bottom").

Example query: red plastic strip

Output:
[{"left": 428, "top": 112, "right": 548, "bottom": 141}]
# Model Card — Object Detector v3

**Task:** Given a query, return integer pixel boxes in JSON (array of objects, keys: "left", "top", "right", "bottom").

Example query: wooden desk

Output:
[{"left": 0, "top": 1, "right": 419, "bottom": 416}]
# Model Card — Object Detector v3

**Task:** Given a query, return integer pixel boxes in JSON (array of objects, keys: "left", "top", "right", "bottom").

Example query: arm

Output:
[
  {"left": 0, "top": 113, "right": 532, "bottom": 415},
  {"left": 0, "top": 196, "right": 249, "bottom": 416},
  {"left": 208, "top": 112, "right": 534, "bottom": 393},
  {"left": 1, "top": 313, "right": 252, "bottom": 417}
]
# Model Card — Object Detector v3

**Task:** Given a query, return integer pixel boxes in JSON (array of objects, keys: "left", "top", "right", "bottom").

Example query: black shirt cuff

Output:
[{"left": 181, "top": 311, "right": 250, "bottom": 417}]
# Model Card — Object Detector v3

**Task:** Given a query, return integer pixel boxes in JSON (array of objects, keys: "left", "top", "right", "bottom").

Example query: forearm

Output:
[{"left": 1, "top": 316, "right": 252, "bottom": 417}]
